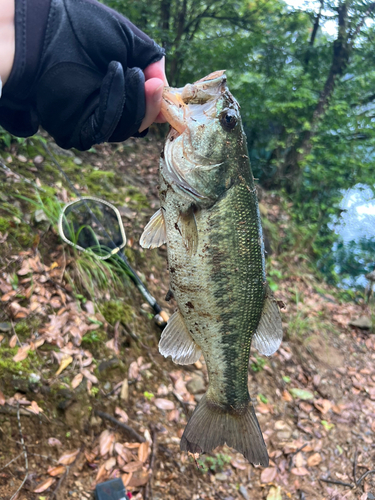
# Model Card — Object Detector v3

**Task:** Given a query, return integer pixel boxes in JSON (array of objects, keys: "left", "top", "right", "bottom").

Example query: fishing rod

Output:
[{"left": 40, "top": 140, "right": 169, "bottom": 327}]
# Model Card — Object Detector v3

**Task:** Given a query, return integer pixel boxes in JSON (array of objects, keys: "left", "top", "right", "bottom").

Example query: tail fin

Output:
[{"left": 180, "top": 394, "right": 268, "bottom": 466}]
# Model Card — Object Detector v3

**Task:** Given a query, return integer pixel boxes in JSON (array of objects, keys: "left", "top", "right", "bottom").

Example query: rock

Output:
[
  {"left": 239, "top": 485, "right": 249, "bottom": 500},
  {"left": 215, "top": 472, "right": 228, "bottom": 481},
  {"left": 98, "top": 357, "right": 119, "bottom": 373},
  {"left": 34, "top": 209, "right": 49, "bottom": 223},
  {"left": 349, "top": 315, "right": 372, "bottom": 330},
  {"left": 0, "top": 322, "right": 11, "bottom": 332},
  {"left": 186, "top": 374, "right": 205, "bottom": 394},
  {"left": 73, "top": 157, "right": 83, "bottom": 165}
]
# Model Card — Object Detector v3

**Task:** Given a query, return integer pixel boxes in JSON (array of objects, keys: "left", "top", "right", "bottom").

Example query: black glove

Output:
[{"left": 0, "top": 0, "right": 164, "bottom": 150}]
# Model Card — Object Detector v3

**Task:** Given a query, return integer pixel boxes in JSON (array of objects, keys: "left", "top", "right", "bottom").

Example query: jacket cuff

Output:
[{"left": 2, "top": 0, "right": 51, "bottom": 101}]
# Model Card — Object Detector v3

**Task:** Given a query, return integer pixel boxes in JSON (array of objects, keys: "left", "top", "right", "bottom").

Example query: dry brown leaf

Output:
[
  {"left": 291, "top": 467, "right": 309, "bottom": 476},
  {"left": 115, "top": 406, "right": 129, "bottom": 423},
  {"left": 0, "top": 334, "right": 4, "bottom": 343},
  {"left": 9, "top": 335, "right": 18, "bottom": 348},
  {"left": 260, "top": 467, "right": 277, "bottom": 483},
  {"left": 138, "top": 442, "right": 149, "bottom": 463},
  {"left": 120, "top": 378, "right": 129, "bottom": 401},
  {"left": 307, "top": 452, "right": 322, "bottom": 467},
  {"left": 0, "top": 391, "right": 5, "bottom": 406},
  {"left": 99, "top": 430, "right": 115, "bottom": 457},
  {"left": 48, "top": 438, "right": 62, "bottom": 447},
  {"left": 71, "top": 373, "right": 83, "bottom": 389},
  {"left": 105, "top": 457, "right": 117, "bottom": 471},
  {"left": 282, "top": 390, "right": 293, "bottom": 402},
  {"left": 13, "top": 345, "right": 30, "bottom": 362},
  {"left": 123, "top": 443, "right": 140, "bottom": 449},
  {"left": 314, "top": 399, "right": 332, "bottom": 414},
  {"left": 33, "top": 477, "right": 56, "bottom": 493},
  {"left": 81, "top": 368, "right": 98, "bottom": 384},
  {"left": 128, "top": 361, "right": 139, "bottom": 380},
  {"left": 28, "top": 401, "right": 43, "bottom": 414},
  {"left": 1, "top": 290, "right": 17, "bottom": 301},
  {"left": 154, "top": 398, "right": 175, "bottom": 410},
  {"left": 294, "top": 452, "right": 306, "bottom": 468},
  {"left": 96, "top": 463, "right": 108, "bottom": 483},
  {"left": 127, "top": 468, "right": 149, "bottom": 487},
  {"left": 122, "top": 461, "right": 143, "bottom": 473},
  {"left": 55, "top": 356, "right": 73, "bottom": 376},
  {"left": 300, "top": 402, "right": 313, "bottom": 413},
  {"left": 122, "top": 472, "right": 133, "bottom": 487},
  {"left": 58, "top": 449, "right": 80, "bottom": 465},
  {"left": 47, "top": 465, "right": 66, "bottom": 477}
]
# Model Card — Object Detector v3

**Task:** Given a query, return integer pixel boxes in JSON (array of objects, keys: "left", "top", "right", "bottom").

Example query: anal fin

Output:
[
  {"left": 252, "top": 287, "right": 283, "bottom": 356},
  {"left": 159, "top": 310, "right": 202, "bottom": 365},
  {"left": 140, "top": 208, "right": 167, "bottom": 249}
]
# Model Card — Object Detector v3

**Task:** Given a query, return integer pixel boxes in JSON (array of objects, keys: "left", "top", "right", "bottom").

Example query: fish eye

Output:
[{"left": 220, "top": 110, "right": 237, "bottom": 131}]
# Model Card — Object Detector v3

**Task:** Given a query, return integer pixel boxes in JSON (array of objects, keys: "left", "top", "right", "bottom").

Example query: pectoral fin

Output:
[
  {"left": 140, "top": 209, "right": 167, "bottom": 249},
  {"left": 252, "top": 289, "right": 283, "bottom": 356},
  {"left": 159, "top": 310, "right": 202, "bottom": 365}
]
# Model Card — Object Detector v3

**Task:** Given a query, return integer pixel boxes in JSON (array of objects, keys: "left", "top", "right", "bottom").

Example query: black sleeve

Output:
[{"left": 0, "top": 0, "right": 164, "bottom": 150}]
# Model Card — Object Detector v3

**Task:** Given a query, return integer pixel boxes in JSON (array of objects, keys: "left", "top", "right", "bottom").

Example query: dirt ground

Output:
[{"left": 0, "top": 137, "right": 375, "bottom": 500}]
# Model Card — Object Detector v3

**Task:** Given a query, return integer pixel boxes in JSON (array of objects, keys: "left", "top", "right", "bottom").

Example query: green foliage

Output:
[
  {"left": 250, "top": 354, "right": 266, "bottom": 372},
  {"left": 196, "top": 453, "right": 231, "bottom": 474}
]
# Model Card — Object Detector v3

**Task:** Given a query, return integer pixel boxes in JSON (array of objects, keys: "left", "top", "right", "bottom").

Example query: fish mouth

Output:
[{"left": 161, "top": 70, "right": 227, "bottom": 135}]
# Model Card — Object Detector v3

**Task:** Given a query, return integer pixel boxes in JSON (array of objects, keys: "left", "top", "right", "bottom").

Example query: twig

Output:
[
  {"left": 320, "top": 478, "right": 353, "bottom": 488},
  {"left": 288, "top": 443, "right": 308, "bottom": 471},
  {"left": 353, "top": 447, "right": 357, "bottom": 484},
  {"left": 94, "top": 410, "right": 145, "bottom": 442},
  {"left": 10, "top": 404, "right": 28, "bottom": 500},
  {"left": 0, "top": 453, "right": 22, "bottom": 471},
  {"left": 356, "top": 469, "right": 375, "bottom": 487},
  {"left": 144, "top": 426, "right": 158, "bottom": 500},
  {"left": 0, "top": 404, "right": 48, "bottom": 420}
]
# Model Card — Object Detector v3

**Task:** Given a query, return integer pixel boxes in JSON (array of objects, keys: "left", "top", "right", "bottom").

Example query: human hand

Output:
[
  {"left": 139, "top": 57, "right": 168, "bottom": 133},
  {"left": 0, "top": 0, "right": 165, "bottom": 150}
]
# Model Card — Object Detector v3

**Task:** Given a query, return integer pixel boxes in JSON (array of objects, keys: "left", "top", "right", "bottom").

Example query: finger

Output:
[
  {"left": 144, "top": 57, "right": 168, "bottom": 86},
  {"left": 139, "top": 77, "right": 164, "bottom": 132}
]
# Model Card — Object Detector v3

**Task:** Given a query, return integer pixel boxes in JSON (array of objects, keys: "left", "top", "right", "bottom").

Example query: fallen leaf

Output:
[
  {"left": 122, "top": 461, "right": 143, "bottom": 473},
  {"left": 307, "top": 452, "right": 322, "bottom": 467},
  {"left": 154, "top": 398, "right": 175, "bottom": 410},
  {"left": 55, "top": 356, "right": 73, "bottom": 376},
  {"left": 58, "top": 449, "right": 80, "bottom": 465},
  {"left": 291, "top": 467, "right": 309, "bottom": 476},
  {"left": 47, "top": 465, "right": 66, "bottom": 477},
  {"left": 294, "top": 452, "right": 306, "bottom": 468},
  {"left": 81, "top": 368, "right": 98, "bottom": 384},
  {"left": 122, "top": 472, "right": 133, "bottom": 487},
  {"left": 48, "top": 438, "right": 62, "bottom": 447},
  {"left": 115, "top": 406, "right": 129, "bottom": 423},
  {"left": 105, "top": 457, "right": 117, "bottom": 471},
  {"left": 13, "top": 345, "right": 31, "bottom": 362},
  {"left": 127, "top": 468, "right": 149, "bottom": 487},
  {"left": 321, "top": 420, "right": 334, "bottom": 432},
  {"left": 290, "top": 388, "right": 314, "bottom": 400},
  {"left": 314, "top": 399, "right": 332, "bottom": 414},
  {"left": 120, "top": 378, "right": 129, "bottom": 401},
  {"left": 28, "top": 401, "right": 43, "bottom": 414},
  {"left": 96, "top": 463, "right": 108, "bottom": 483},
  {"left": 138, "top": 442, "right": 149, "bottom": 463},
  {"left": 9, "top": 335, "right": 17, "bottom": 348},
  {"left": 33, "top": 477, "right": 56, "bottom": 493},
  {"left": 266, "top": 486, "right": 282, "bottom": 500},
  {"left": 300, "top": 402, "right": 313, "bottom": 413},
  {"left": 71, "top": 373, "right": 83, "bottom": 389},
  {"left": 260, "top": 467, "right": 277, "bottom": 483},
  {"left": 0, "top": 391, "right": 5, "bottom": 405},
  {"left": 99, "top": 430, "right": 115, "bottom": 457},
  {"left": 282, "top": 390, "right": 293, "bottom": 402}
]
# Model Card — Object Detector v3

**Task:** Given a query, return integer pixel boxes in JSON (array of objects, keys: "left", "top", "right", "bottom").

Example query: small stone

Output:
[
  {"left": 349, "top": 316, "right": 372, "bottom": 330},
  {"left": 34, "top": 209, "right": 49, "bottom": 223},
  {"left": 33, "top": 155, "right": 44, "bottom": 164},
  {"left": 215, "top": 472, "right": 228, "bottom": 481},
  {"left": 73, "top": 157, "right": 83, "bottom": 165},
  {"left": 186, "top": 374, "right": 205, "bottom": 394},
  {"left": 17, "top": 155, "right": 27, "bottom": 162},
  {"left": 239, "top": 485, "right": 249, "bottom": 500},
  {"left": 0, "top": 322, "right": 11, "bottom": 332}
]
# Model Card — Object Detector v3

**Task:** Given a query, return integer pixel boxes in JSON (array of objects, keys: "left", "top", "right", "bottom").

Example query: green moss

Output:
[
  {"left": 81, "top": 329, "right": 107, "bottom": 347},
  {"left": 0, "top": 347, "right": 37, "bottom": 377},
  {"left": 100, "top": 300, "right": 133, "bottom": 326},
  {"left": 0, "top": 217, "right": 10, "bottom": 232}
]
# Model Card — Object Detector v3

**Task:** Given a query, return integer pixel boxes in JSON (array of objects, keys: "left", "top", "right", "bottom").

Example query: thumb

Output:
[{"left": 138, "top": 77, "right": 164, "bottom": 132}]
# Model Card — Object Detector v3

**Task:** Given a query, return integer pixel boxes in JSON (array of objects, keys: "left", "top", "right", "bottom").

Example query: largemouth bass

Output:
[{"left": 140, "top": 71, "right": 282, "bottom": 466}]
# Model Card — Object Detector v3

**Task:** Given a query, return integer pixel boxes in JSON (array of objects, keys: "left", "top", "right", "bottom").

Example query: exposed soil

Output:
[{"left": 0, "top": 136, "right": 375, "bottom": 500}]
